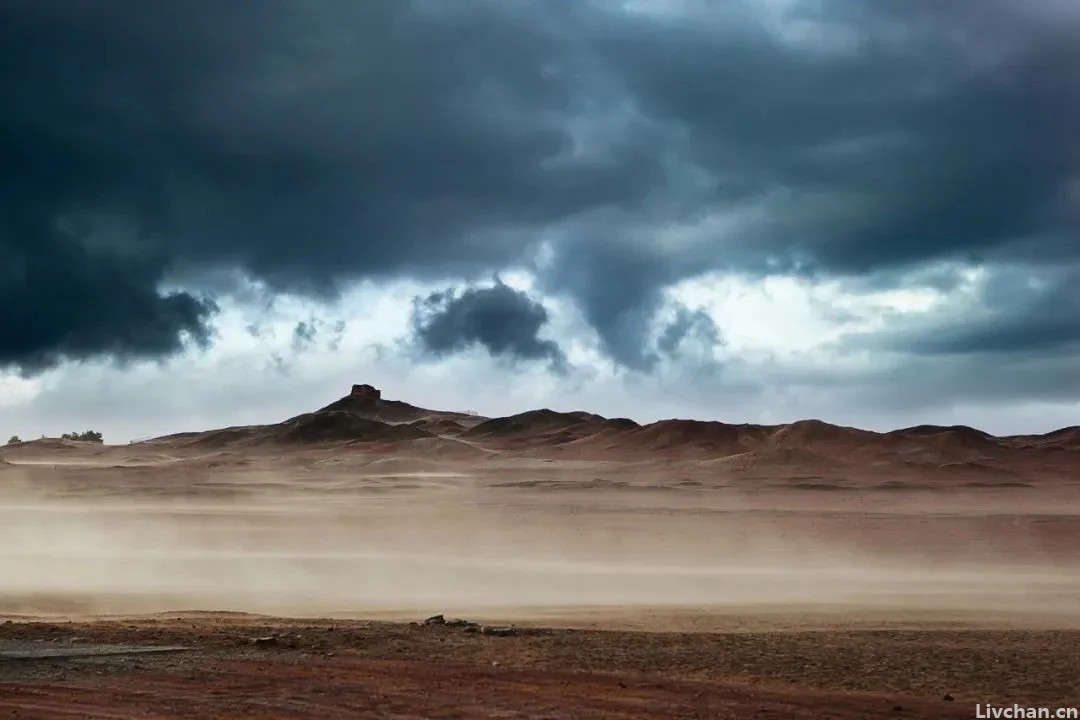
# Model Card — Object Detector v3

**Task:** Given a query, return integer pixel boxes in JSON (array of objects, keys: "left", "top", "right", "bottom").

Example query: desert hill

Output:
[
  {"left": 999, "top": 425, "right": 1080, "bottom": 451},
  {"left": 10, "top": 383, "right": 1072, "bottom": 482},
  {"left": 317, "top": 384, "right": 482, "bottom": 426}
]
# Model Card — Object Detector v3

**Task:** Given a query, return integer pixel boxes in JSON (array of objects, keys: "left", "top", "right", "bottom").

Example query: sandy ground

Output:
[
  {"left": 1, "top": 443, "right": 1078, "bottom": 717},
  {"left": 1, "top": 614, "right": 1077, "bottom": 718}
]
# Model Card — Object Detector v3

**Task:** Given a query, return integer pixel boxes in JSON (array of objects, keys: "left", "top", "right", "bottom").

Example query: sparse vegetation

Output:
[
  {"left": 6, "top": 435, "right": 20, "bottom": 445},
  {"left": 60, "top": 430, "right": 104, "bottom": 443}
]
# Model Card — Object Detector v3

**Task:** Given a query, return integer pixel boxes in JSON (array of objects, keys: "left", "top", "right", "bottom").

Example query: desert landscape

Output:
[
  {"left": 4, "top": 0, "right": 1077, "bottom": 716},
  {"left": 2, "top": 384, "right": 1078, "bottom": 718}
]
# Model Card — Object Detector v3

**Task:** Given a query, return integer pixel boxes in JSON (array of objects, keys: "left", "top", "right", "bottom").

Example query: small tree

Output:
[
  {"left": 60, "top": 430, "right": 104, "bottom": 443},
  {"left": 6, "top": 435, "right": 20, "bottom": 445}
]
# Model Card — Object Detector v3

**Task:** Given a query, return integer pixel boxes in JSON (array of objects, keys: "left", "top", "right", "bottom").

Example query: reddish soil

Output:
[
  {"left": 0, "top": 658, "right": 972, "bottom": 719},
  {"left": 4, "top": 616, "right": 1049, "bottom": 719}
]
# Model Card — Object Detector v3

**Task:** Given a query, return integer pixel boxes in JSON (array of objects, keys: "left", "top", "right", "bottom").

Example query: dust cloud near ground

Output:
[
  {"left": 2, "top": 450, "right": 1078, "bottom": 627},
  {"left": 3, "top": 426, "right": 1080, "bottom": 717}
]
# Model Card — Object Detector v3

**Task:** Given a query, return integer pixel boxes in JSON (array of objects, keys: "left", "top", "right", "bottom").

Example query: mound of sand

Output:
[
  {"left": 601, "top": 418, "right": 640, "bottom": 432},
  {"left": 889, "top": 425, "right": 1006, "bottom": 455},
  {"left": 409, "top": 418, "right": 467, "bottom": 436},
  {"left": 354, "top": 456, "right": 444, "bottom": 473},
  {"left": 770, "top": 419, "right": 875, "bottom": 448},
  {"left": 934, "top": 461, "right": 1024, "bottom": 477},
  {"left": 276, "top": 412, "right": 435, "bottom": 444},
  {"left": 461, "top": 409, "right": 599, "bottom": 439},
  {"left": 539, "top": 419, "right": 642, "bottom": 457},
  {"left": 1001, "top": 426, "right": 1080, "bottom": 451},
  {"left": 183, "top": 426, "right": 264, "bottom": 449},
  {"left": 893, "top": 424, "right": 993, "bottom": 440},
  {"left": 744, "top": 446, "right": 845, "bottom": 470},
  {"left": 6, "top": 438, "right": 82, "bottom": 451},
  {"left": 620, "top": 420, "right": 755, "bottom": 456},
  {"left": 394, "top": 437, "right": 491, "bottom": 461}
]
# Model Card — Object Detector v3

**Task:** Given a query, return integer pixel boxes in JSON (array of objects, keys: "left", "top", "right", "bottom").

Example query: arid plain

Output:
[{"left": 2, "top": 385, "right": 1078, "bottom": 718}]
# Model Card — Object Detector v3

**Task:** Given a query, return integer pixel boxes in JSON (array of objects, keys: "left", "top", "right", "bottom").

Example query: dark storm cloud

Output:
[
  {"left": 541, "top": 228, "right": 679, "bottom": 369},
  {"left": 291, "top": 317, "right": 347, "bottom": 353},
  {"left": 879, "top": 267, "right": 1080, "bottom": 356},
  {"left": 0, "top": 226, "right": 215, "bottom": 372},
  {"left": 831, "top": 264, "right": 1080, "bottom": 404},
  {"left": 0, "top": 0, "right": 1076, "bottom": 373},
  {"left": 411, "top": 283, "right": 567, "bottom": 370},
  {"left": 291, "top": 320, "right": 318, "bottom": 353},
  {"left": 0, "top": 1, "right": 659, "bottom": 371},
  {"left": 552, "top": 0, "right": 1079, "bottom": 357},
  {"left": 658, "top": 307, "right": 722, "bottom": 358}
]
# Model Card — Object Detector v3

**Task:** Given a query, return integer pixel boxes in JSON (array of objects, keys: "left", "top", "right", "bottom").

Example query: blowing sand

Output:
[
  {"left": 1, "top": 413, "right": 1078, "bottom": 717},
  {"left": 2, "top": 451, "right": 1078, "bottom": 623}
]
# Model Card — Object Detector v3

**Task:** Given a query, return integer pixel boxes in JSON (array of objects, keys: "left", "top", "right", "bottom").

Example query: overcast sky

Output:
[{"left": 2, "top": 0, "right": 1077, "bottom": 443}]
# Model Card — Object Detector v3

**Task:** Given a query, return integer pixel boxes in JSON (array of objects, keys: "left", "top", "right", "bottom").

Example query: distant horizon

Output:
[{"left": 12, "top": 384, "right": 1068, "bottom": 448}]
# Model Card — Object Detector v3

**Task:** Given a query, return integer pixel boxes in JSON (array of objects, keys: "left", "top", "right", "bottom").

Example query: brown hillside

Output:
[
  {"left": 886, "top": 425, "right": 1009, "bottom": 463},
  {"left": 318, "top": 383, "right": 483, "bottom": 426},
  {"left": 892, "top": 424, "right": 994, "bottom": 440},
  {"left": 124, "top": 384, "right": 1078, "bottom": 479},
  {"left": 771, "top": 419, "right": 878, "bottom": 447},
  {"left": 275, "top": 412, "right": 434, "bottom": 444},
  {"left": 408, "top": 418, "right": 467, "bottom": 436},
  {"left": 461, "top": 409, "right": 598, "bottom": 439},
  {"left": 184, "top": 426, "right": 264, "bottom": 449},
  {"left": 621, "top": 420, "right": 762, "bottom": 456},
  {"left": 1000, "top": 426, "right": 1080, "bottom": 451}
]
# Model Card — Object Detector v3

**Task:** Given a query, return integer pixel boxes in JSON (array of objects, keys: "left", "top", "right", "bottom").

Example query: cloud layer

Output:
[
  {"left": 411, "top": 282, "right": 567, "bottom": 370},
  {"left": 0, "top": 0, "right": 1076, "bottom": 427}
]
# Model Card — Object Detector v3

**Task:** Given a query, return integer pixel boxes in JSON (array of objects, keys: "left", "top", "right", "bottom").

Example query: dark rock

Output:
[
  {"left": 943, "top": 693, "right": 954, "bottom": 702},
  {"left": 423, "top": 614, "right": 446, "bottom": 625},
  {"left": 351, "top": 384, "right": 381, "bottom": 400}
]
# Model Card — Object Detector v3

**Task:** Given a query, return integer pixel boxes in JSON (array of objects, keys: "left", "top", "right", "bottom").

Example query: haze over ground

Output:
[{"left": 1, "top": 383, "right": 1077, "bottom": 622}]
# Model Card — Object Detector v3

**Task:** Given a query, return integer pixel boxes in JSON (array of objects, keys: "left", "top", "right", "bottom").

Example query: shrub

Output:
[{"left": 60, "top": 430, "right": 104, "bottom": 443}]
